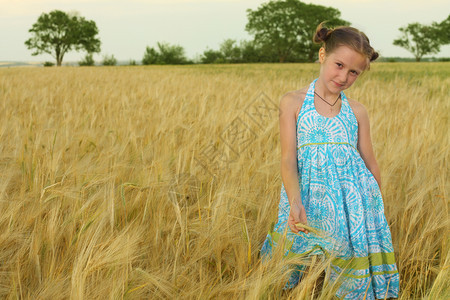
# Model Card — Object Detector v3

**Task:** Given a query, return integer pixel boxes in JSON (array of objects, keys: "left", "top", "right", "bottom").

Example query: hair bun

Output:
[
  {"left": 318, "top": 28, "right": 329, "bottom": 42},
  {"left": 313, "top": 22, "right": 332, "bottom": 44},
  {"left": 370, "top": 51, "right": 379, "bottom": 62}
]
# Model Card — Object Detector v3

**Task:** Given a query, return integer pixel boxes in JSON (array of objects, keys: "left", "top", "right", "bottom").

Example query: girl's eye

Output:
[
  {"left": 351, "top": 70, "right": 359, "bottom": 75},
  {"left": 336, "top": 63, "right": 342, "bottom": 67}
]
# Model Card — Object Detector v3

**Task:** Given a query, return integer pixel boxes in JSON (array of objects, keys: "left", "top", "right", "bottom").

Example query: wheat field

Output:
[{"left": 0, "top": 62, "right": 448, "bottom": 299}]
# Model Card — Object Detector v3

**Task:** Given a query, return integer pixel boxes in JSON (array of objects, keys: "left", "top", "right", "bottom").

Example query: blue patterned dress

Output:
[{"left": 260, "top": 78, "right": 400, "bottom": 299}]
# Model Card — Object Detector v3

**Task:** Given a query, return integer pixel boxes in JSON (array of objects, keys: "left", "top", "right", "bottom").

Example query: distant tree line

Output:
[{"left": 24, "top": 1, "right": 450, "bottom": 66}]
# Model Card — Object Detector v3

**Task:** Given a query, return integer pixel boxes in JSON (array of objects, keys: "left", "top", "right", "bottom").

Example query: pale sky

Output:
[{"left": 1, "top": 0, "right": 449, "bottom": 62}]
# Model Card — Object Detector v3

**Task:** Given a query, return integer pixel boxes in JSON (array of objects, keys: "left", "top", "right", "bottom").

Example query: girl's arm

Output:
[
  {"left": 279, "top": 92, "right": 309, "bottom": 235},
  {"left": 354, "top": 102, "right": 382, "bottom": 189},
  {"left": 279, "top": 93, "right": 302, "bottom": 206}
]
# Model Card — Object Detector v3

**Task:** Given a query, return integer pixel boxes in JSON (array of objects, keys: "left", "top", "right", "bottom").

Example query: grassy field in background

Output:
[{"left": 0, "top": 62, "right": 448, "bottom": 299}]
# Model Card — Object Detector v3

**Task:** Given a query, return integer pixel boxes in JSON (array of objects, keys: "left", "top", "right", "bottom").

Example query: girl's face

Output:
[{"left": 318, "top": 45, "right": 368, "bottom": 93}]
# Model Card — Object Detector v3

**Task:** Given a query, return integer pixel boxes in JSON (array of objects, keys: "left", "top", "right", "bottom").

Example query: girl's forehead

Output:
[{"left": 328, "top": 45, "right": 368, "bottom": 70}]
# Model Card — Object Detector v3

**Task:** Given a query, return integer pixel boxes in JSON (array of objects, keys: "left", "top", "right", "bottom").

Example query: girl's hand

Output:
[{"left": 288, "top": 201, "right": 309, "bottom": 234}]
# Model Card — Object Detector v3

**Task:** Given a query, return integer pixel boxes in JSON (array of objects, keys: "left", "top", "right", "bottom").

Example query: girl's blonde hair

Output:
[{"left": 313, "top": 21, "right": 379, "bottom": 70}]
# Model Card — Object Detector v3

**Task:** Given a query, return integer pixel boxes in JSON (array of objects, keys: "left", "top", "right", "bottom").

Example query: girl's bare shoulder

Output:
[
  {"left": 347, "top": 98, "right": 369, "bottom": 123},
  {"left": 280, "top": 86, "right": 309, "bottom": 120}
]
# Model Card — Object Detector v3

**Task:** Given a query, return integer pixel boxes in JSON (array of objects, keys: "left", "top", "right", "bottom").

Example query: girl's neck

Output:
[{"left": 315, "top": 78, "right": 341, "bottom": 100}]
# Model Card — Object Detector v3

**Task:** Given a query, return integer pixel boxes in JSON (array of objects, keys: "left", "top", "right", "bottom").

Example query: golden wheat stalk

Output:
[{"left": 294, "top": 223, "right": 325, "bottom": 237}]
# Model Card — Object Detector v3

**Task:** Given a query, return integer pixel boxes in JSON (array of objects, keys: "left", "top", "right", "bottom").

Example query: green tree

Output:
[
  {"left": 102, "top": 54, "right": 117, "bottom": 66},
  {"left": 142, "top": 46, "right": 160, "bottom": 65},
  {"left": 142, "top": 42, "right": 189, "bottom": 65},
  {"left": 432, "top": 14, "right": 450, "bottom": 45},
  {"left": 78, "top": 53, "right": 95, "bottom": 66},
  {"left": 239, "top": 39, "right": 267, "bottom": 63},
  {"left": 157, "top": 42, "right": 189, "bottom": 64},
  {"left": 393, "top": 22, "right": 443, "bottom": 62},
  {"left": 25, "top": 10, "right": 101, "bottom": 66},
  {"left": 200, "top": 39, "right": 276, "bottom": 64},
  {"left": 245, "top": 0, "right": 349, "bottom": 63},
  {"left": 200, "top": 48, "right": 224, "bottom": 64},
  {"left": 219, "top": 39, "right": 242, "bottom": 63}
]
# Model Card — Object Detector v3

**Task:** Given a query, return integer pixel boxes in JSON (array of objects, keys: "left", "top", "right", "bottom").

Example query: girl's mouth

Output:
[{"left": 333, "top": 81, "right": 344, "bottom": 87}]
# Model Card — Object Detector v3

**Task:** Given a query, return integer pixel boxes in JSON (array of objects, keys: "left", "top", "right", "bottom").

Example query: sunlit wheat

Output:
[{"left": 0, "top": 62, "right": 448, "bottom": 299}]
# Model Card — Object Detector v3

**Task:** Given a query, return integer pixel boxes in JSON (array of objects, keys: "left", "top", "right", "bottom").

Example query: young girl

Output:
[{"left": 260, "top": 22, "right": 400, "bottom": 300}]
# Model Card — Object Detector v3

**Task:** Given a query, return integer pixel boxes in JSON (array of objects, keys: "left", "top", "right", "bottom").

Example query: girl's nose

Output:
[{"left": 338, "top": 72, "right": 348, "bottom": 84}]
